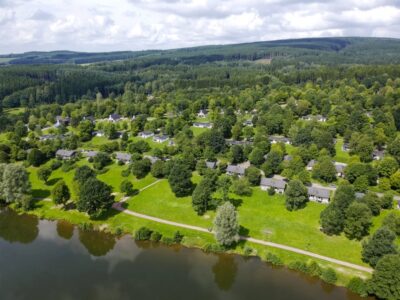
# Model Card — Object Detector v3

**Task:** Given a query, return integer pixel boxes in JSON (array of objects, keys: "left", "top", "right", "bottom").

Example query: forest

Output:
[{"left": 0, "top": 37, "right": 400, "bottom": 300}]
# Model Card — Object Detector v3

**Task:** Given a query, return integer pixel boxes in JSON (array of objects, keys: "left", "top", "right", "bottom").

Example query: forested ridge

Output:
[{"left": 1, "top": 37, "right": 400, "bottom": 299}]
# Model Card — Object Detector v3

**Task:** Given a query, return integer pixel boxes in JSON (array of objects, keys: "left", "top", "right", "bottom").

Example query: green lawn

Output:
[
  {"left": 126, "top": 175, "right": 213, "bottom": 229},
  {"left": 126, "top": 177, "right": 398, "bottom": 266},
  {"left": 4, "top": 107, "right": 25, "bottom": 115},
  {"left": 191, "top": 126, "right": 210, "bottom": 137},
  {"left": 29, "top": 158, "right": 157, "bottom": 199},
  {"left": 334, "top": 138, "right": 351, "bottom": 163}
]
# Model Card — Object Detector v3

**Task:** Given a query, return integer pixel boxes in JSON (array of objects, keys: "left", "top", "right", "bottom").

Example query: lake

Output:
[{"left": 0, "top": 208, "right": 371, "bottom": 300}]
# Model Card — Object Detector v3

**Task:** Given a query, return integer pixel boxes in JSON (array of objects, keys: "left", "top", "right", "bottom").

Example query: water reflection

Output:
[
  {"left": 56, "top": 220, "right": 74, "bottom": 240},
  {"left": 212, "top": 254, "right": 238, "bottom": 291},
  {"left": 78, "top": 228, "right": 116, "bottom": 257},
  {"left": 0, "top": 209, "right": 373, "bottom": 300},
  {"left": 0, "top": 208, "right": 38, "bottom": 244}
]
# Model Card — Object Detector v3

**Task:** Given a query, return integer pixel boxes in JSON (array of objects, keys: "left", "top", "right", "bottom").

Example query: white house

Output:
[
  {"left": 307, "top": 186, "right": 331, "bottom": 204},
  {"left": 56, "top": 149, "right": 77, "bottom": 160},
  {"left": 93, "top": 130, "right": 105, "bottom": 137},
  {"left": 306, "top": 159, "right": 316, "bottom": 171},
  {"left": 138, "top": 131, "right": 154, "bottom": 138},
  {"left": 108, "top": 114, "right": 121, "bottom": 122},
  {"left": 334, "top": 162, "right": 347, "bottom": 177},
  {"left": 260, "top": 178, "right": 287, "bottom": 194},
  {"left": 197, "top": 109, "right": 208, "bottom": 118},
  {"left": 243, "top": 120, "right": 253, "bottom": 127},
  {"left": 302, "top": 115, "right": 327, "bottom": 122},
  {"left": 226, "top": 164, "right": 248, "bottom": 177},
  {"left": 115, "top": 152, "right": 132, "bottom": 164},
  {"left": 372, "top": 150, "right": 385, "bottom": 160},
  {"left": 193, "top": 122, "right": 212, "bottom": 129},
  {"left": 268, "top": 136, "right": 291, "bottom": 145},
  {"left": 153, "top": 135, "right": 169, "bottom": 143},
  {"left": 55, "top": 116, "right": 70, "bottom": 127}
]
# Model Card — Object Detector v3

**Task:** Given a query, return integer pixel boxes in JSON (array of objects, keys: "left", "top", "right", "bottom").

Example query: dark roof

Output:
[
  {"left": 109, "top": 113, "right": 121, "bottom": 120},
  {"left": 139, "top": 131, "right": 154, "bottom": 136},
  {"left": 193, "top": 122, "right": 212, "bottom": 127},
  {"left": 260, "top": 178, "right": 287, "bottom": 189}
]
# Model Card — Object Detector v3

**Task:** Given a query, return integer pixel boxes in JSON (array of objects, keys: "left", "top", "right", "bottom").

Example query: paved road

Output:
[{"left": 113, "top": 181, "right": 373, "bottom": 274}]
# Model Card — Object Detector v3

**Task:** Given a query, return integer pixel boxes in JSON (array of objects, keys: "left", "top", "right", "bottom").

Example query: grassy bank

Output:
[{"left": 23, "top": 160, "right": 388, "bottom": 289}]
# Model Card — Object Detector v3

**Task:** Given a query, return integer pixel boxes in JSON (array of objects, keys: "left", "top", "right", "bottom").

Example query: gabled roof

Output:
[
  {"left": 226, "top": 164, "right": 246, "bottom": 175},
  {"left": 144, "top": 155, "right": 160, "bottom": 164},
  {"left": 193, "top": 122, "right": 212, "bottom": 126},
  {"left": 83, "top": 150, "right": 98, "bottom": 158},
  {"left": 116, "top": 152, "right": 132, "bottom": 161},
  {"left": 268, "top": 136, "right": 290, "bottom": 143},
  {"left": 109, "top": 113, "right": 121, "bottom": 120},
  {"left": 307, "top": 186, "right": 331, "bottom": 198},
  {"left": 56, "top": 149, "right": 76, "bottom": 157},
  {"left": 307, "top": 159, "right": 316, "bottom": 168},
  {"left": 206, "top": 161, "right": 217, "bottom": 169},
  {"left": 334, "top": 162, "right": 347, "bottom": 173},
  {"left": 154, "top": 135, "right": 169, "bottom": 141},
  {"left": 284, "top": 155, "right": 292, "bottom": 161},
  {"left": 260, "top": 177, "right": 287, "bottom": 189},
  {"left": 139, "top": 131, "right": 154, "bottom": 136}
]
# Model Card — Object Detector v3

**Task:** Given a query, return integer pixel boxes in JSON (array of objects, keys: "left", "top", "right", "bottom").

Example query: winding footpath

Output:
[{"left": 112, "top": 179, "right": 373, "bottom": 274}]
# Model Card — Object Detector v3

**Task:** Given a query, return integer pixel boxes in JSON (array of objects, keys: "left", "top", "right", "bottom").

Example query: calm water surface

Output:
[{"left": 0, "top": 209, "right": 371, "bottom": 300}]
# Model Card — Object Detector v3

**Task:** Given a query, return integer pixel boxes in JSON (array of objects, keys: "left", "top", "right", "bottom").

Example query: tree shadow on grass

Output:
[
  {"left": 95, "top": 207, "right": 122, "bottom": 221},
  {"left": 239, "top": 225, "right": 250, "bottom": 237},
  {"left": 32, "top": 189, "right": 50, "bottom": 199},
  {"left": 228, "top": 198, "right": 243, "bottom": 208},
  {"left": 46, "top": 177, "right": 61, "bottom": 186}
]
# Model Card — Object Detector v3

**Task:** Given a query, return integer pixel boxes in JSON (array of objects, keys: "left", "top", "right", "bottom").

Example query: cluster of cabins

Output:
[
  {"left": 56, "top": 149, "right": 162, "bottom": 165},
  {"left": 342, "top": 143, "right": 385, "bottom": 160},
  {"left": 225, "top": 160, "right": 332, "bottom": 204}
]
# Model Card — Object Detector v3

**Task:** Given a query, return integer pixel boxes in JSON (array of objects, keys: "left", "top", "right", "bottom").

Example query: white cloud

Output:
[{"left": 0, "top": 0, "right": 399, "bottom": 53}]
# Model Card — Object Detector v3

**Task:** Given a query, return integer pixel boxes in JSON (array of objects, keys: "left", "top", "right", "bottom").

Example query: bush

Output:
[
  {"left": 150, "top": 231, "right": 162, "bottom": 242},
  {"left": 243, "top": 246, "right": 254, "bottom": 256},
  {"left": 202, "top": 243, "right": 224, "bottom": 253},
  {"left": 61, "top": 161, "right": 75, "bottom": 172},
  {"left": 173, "top": 231, "right": 184, "bottom": 244},
  {"left": 135, "top": 227, "right": 152, "bottom": 240},
  {"left": 307, "top": 261, "right": 322, "bottom": 277},
  {"left": 288, "top": 261, "right": 309, "bottom": 273},
  {"left": 267, "top": 186, "right": 276, "bottom": 196},
  {"left": 117, "top": 160, "right": 124, "bottom": 166},
  {"left": 120, "top": 180, "right": 134, "bottom": 196},
  {"left": 121, "top": 168, "right": 130, "bottom": 177},
  {"left": 231, "top": 177, "right": 252, "bottom": 196},
  {"left": 161, "top": 236, "right": 174, "bottom": 246},
  {"left": 50, "top": 160, "right": 62, "bottom": 170},
  {"left": 265, "top": 253, "right": 283, "bottom": 266},
  {"left": 346, "top": 277, "right": 368, "bottom": 297},
  {"left": 320, "top": 268, "right": 337, "bottom": 284},
  {"left": 114, "top": 227, "right": 123, "bottom": 236}
]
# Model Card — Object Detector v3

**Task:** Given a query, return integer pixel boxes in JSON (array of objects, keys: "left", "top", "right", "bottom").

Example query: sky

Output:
[{"left": 0, "top": 0, "right": 400, "bottom": 54}]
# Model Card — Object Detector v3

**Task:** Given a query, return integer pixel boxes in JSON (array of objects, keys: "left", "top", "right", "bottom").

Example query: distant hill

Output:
[{"left": 1, "top": 37, "right": 400, "bottom": 66}]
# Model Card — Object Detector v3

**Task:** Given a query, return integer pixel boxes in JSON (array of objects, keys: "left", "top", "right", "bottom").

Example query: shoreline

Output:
[{"left": 8, "top": 200, "right": 372, "bottom": 296}]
